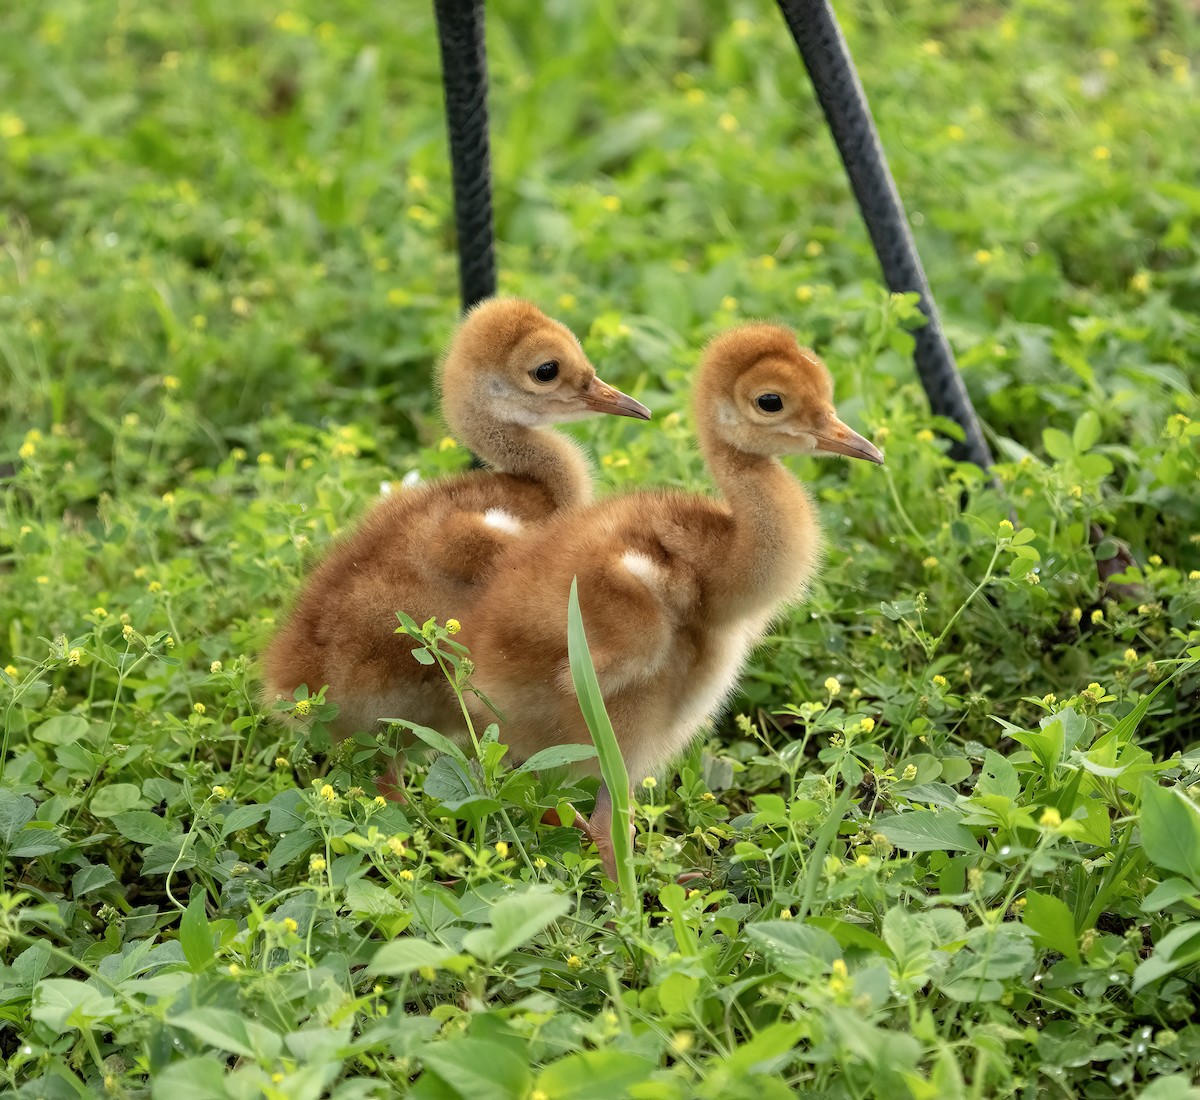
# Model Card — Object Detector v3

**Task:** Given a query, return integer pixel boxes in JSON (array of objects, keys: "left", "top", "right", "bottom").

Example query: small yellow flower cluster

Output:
[
  {"left": 398, "top": 869, "right": 414, "bottom": 881},
  {"left": 824, "top": 676, "right": 841, "bottom": 697},
  {"left": 1091, "top": 609, "right": 1104, "bottom": 625},
  {"left": 319, "top": 784, "right": 337, "bottom": 802},
  {"left": 68, "top": 649, "right": 81, "bottom": 666},
  {"left": 283, "top": 917, "right": 299, "bottom": 933},
  {"left": 1124, "top": 648, "right": 1138, "bottom": 664},
  {"left": 275, "top": 756, "right": 290, "bottom": 768},
  {"left": 212, "top": 785, "right": 227, "bottom": 798},
  {"left": 1070, "top": 607, "right": 1083, "bottom": 625},
  {"left": 828, "top": 958, "right": 849, "bottom": 995},
  {"left": 1039, "top": 807, "right": 1062, "bottom": 829},
  {"left": 566, "top": 954, "right": 583, "bottom": 970},
  {"left": 293, "top": 698, "right": 312, "bottom": 716},
  {"left": 916, "top": 429, "right": 935, "bottom": 443},
  {"left": 388, "top": 836, "right": 406, "bottom": 856},
  {"left": 932, "top": 675, "right": 948, "bottom": 688},
  {"left": 494, "top": 841, "right": 509, "bottom": 859},
  {"left": 210, "top": 660, "right": 222, "bottom": 673},
  {"left": 902, "top": 764, "right": 918, "bottom": 781},
  {"left": 922, "top": 556, "right": 939, "bottom": 569},
  {"left": 445, "top": 618, "right": 461, "bottom": 635},
  {"left": 642, "top": 775, "right": 657, "bottom": 789},
  {"left": 998, "top": 519, "right": 1014, "bottom": 534},
  {"left": 600, "top": 195, "right": 622, "bottom": 212},
  {"left": 309, "top": 855, "right": 327, "bottom": 873},
  {"left": 557, "top": 293, "right": 577, "bottom": 311},
  {"left": 193, "top": 702, "right": 205, "bottom": 715},
  {"left": 974, "top": 249, "right": 993, "bottom": 265},
  {"left": 795, "top": 285, "right": 814, "bottom": 303}
]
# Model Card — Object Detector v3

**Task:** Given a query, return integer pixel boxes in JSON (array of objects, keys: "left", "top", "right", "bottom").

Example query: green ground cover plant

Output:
[{"left": 2, "top": 0, "right": 1199, "bottom": 1095}]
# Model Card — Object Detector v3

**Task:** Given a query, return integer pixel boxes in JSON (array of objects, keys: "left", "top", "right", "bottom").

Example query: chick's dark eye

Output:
[
  {"left": 756, "top": 393, "right": 784, "bottom": 413},
  {"left": 533, "top": 360, "right": 559, "bottom": 383}
]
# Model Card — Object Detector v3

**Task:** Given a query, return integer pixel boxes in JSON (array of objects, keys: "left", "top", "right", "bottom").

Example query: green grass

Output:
[{"left": 2, "top": 0, "right": 1200, "bottom": 1095}]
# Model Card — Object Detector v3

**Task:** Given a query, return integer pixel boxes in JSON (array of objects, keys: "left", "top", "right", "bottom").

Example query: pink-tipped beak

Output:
[
  {"left": 814, "top": 419, "right": 885, "bottom": 465},
  {"left": 581, "top": 376, "right": 651, "bottom": 421}
]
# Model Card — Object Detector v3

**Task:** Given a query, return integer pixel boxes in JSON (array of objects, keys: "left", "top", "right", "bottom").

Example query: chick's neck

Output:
[
  {"left": 697, "top": 419, "right": 823, "bottom": 612},
  {"left": 447, "top": 395, "right": 593, "bottom": 509}
]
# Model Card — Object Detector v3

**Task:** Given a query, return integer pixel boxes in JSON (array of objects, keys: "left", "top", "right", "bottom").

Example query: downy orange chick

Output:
[
  {"left": 261, "top": 298, "right": 650, "bottom": 781},
  {"left": 463, "top": 323, "right": 883, "bottom": 874}
]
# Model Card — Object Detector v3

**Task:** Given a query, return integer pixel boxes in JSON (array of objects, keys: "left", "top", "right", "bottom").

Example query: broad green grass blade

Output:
[{"left": 567, "top": 578, "right": 639, "bottom": 914}]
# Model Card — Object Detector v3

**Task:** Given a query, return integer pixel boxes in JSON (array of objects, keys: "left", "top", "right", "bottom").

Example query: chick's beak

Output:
[
  {"left": 814, "top": 417, "right": 885, "bottom": 465},
  {"left": 581, "top": 376, "right": 651, "bottom": 420}
]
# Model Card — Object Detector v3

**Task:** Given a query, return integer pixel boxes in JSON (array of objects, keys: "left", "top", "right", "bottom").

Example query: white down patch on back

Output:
[
  {"left": 482, "top": 508, "right": 523, "bottom": 535},
  {"left": 621, "top": 550, "right": 662, "bottom": 590}
]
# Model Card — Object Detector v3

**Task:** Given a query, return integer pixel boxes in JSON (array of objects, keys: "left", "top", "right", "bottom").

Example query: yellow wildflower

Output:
[
  {"left": 68, "top": 649, "right": 81, "bottom": 666},
  {"left": 795, "top": 285, "right": 814, "bottom": 302},
  {"left": 779, "top": 907, "right": 793, "bottom": 920},
  {"left": 1092, "top": 145, "right": 1111, "bottom": 161},
  {"left": 974, "top": 249, "right": 993, "bottom": 265},
  {"left": 309, "top": 855, "right": 327, "bottom": 872},
  {"left": 718, "top": 113, "right": 738, "bottom": 133},
  {"left": 283, "top": 917, "right": 298, "bottom": 933},
  {"left": 567, "top": 954, "right": 583, "bottom": 970},
  {"left": 557, "top": 293, "right": 577, "bottom": 311},
  {"left": 445, "top": 618, "right": 461, "bottom": 635},
  {"left": 3, "top": 664, "right": 18, "bottom": 678},
  {"left": 19, "top": 441, "right": 36, "bottom": 460},
  {"left": 210, "top": 660, "right": 222, "bottom": 673},
  {"left": 319, "top": 783, "right": 337, "bottom": 802},
  {"left": 600, "top": 194, "right": 622, "bottom": 212},
  {"left": 920, "top": 39, "right": 944, "bottom": 56},
  {"left": 212, "top": 785, "right": 227, "bottom": 798},
  {"left": 858, "top": 717, "right": 876, "bottom": 733},
  {"left": 1129, "top": 272, "right": 1150, "bottom": 294},
  {"left": 932, "top": 675, "right": 948, "bottom": 688},
  {"left": 293, "top": 698, "right": 312, "bottom": 716},
  {"left": 916, "top": 429, "right": 935, "bottom": 443},
  {"left": 192, "top": 702, "right": 206, "bottom": 715},
  {"left": 1070, "top": 607, "right": 1082, "bottom": 624},
  {"left": 1124, "top": 648, "right": 1138, "bottom": 663},
  {"left": 720, "top": 295, "right": 738, "bottom": 311},
  {"left": 923, "top": 556, "right": 939, "bottom": 569},
  {"left": 1091, "top": 609, "right": 1104, "bottom": 624},
  {"left": 494, "top": 840, "right": 509, "bottom": 859},
  {"left": 398, "top": 869, "right": 414, "bottom": 881},
  {"left": 946, "top": 124, "right": 965, "bottom": 141},
  {"left": 824, "top": 676, "right": 841, "bottom": 696},
  {"left": 804, "top": 239, "right": 824, "bottom": 257},
  {"left": 1039, "top": 807, "right": 1062, "bottom": 828},
  {"left": 998, "top": 519, "right": 1014, "bottom": 534},
  {"left": 275, "top": 756, "right": 290, "bottom": 768}
]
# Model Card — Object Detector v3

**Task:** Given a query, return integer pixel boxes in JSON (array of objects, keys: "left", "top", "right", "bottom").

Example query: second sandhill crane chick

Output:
[{"left": 463, "top": 323, "right": 883, "bottom": 874}]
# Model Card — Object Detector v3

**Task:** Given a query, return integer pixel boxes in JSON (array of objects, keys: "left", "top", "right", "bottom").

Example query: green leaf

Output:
[
  {"left": 31, "top": 978, "right": 116, "bottom": 1030},
  {"left": 418, "top": 1037, "right": 532, "bottom": 1100},
  {"left": 370, "top": 938, "right": 458, "bottom": 976},
  {"left": 180, "top": 892, "right": 215, "bottom": 972},
  {"left": 1042, "top": 427, "right": 1074, "bottom": 460},
  {"left": 1022, "top": 892, "right": 1080, "bottom": 963},
  {"left": 112, "top": 810, "right": 180, "bottom": 845},
  {"left": 89, "top": 782, "right": 147, "bottom": 817},
  {"left": 149, "top": 1057, "right": 232, "bottom": 1100},
  {"left": 1140, "top": 784, "right": 1200, "bottom": 885},
  {"left": 1141, "top": 878, "right": 1200, "bottom": 913},
  {"left": 72, "top": 863, "right": 117, "bottom": 897},
  {"left": 877, "top": 809, "right": 979, "bottom": 854},
  {"left": 517, "top": 744, "right": 598, "bottom": 772},
  {"left": 535, "top": 1050, "right": 657, "bottom": 1100},
  {"left": 723, "top": 1020, "right": 807, "bottom": 1075},
  {"left": 462, "top": 886, "right": 572, "bottom": 963},
  {"left": 169, "top": 1006, "right": 282, "bottom": 1061},
  {"left": 0, "top": 789, "right": 36, "bottom": 846},
  {"left": 422, "top": 755, "right": 479, "bottom": 806},
  {"left": 388, "top": 719, "right": 470, "bottom": 768},
  {"left": 567, "top": 578, "right": 637, "bottom": 910},
  {"left": 32, "top": 715, "right": 90, "bottom": 745},
  {"left": 1132, "top": 922, "right": 1200, "bottom": 993},
  {"left": 975, "top": 750, "right": 1020, "bottom": 801},
  {"left": 744, "top": 922, "right": 841, "bottom": 978},
  {"left": 1072, "top": 409, "right": 1101, "bottom": 452},
  {"left": 220, "top": 803, "right": 267, "bottom": 837}
]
